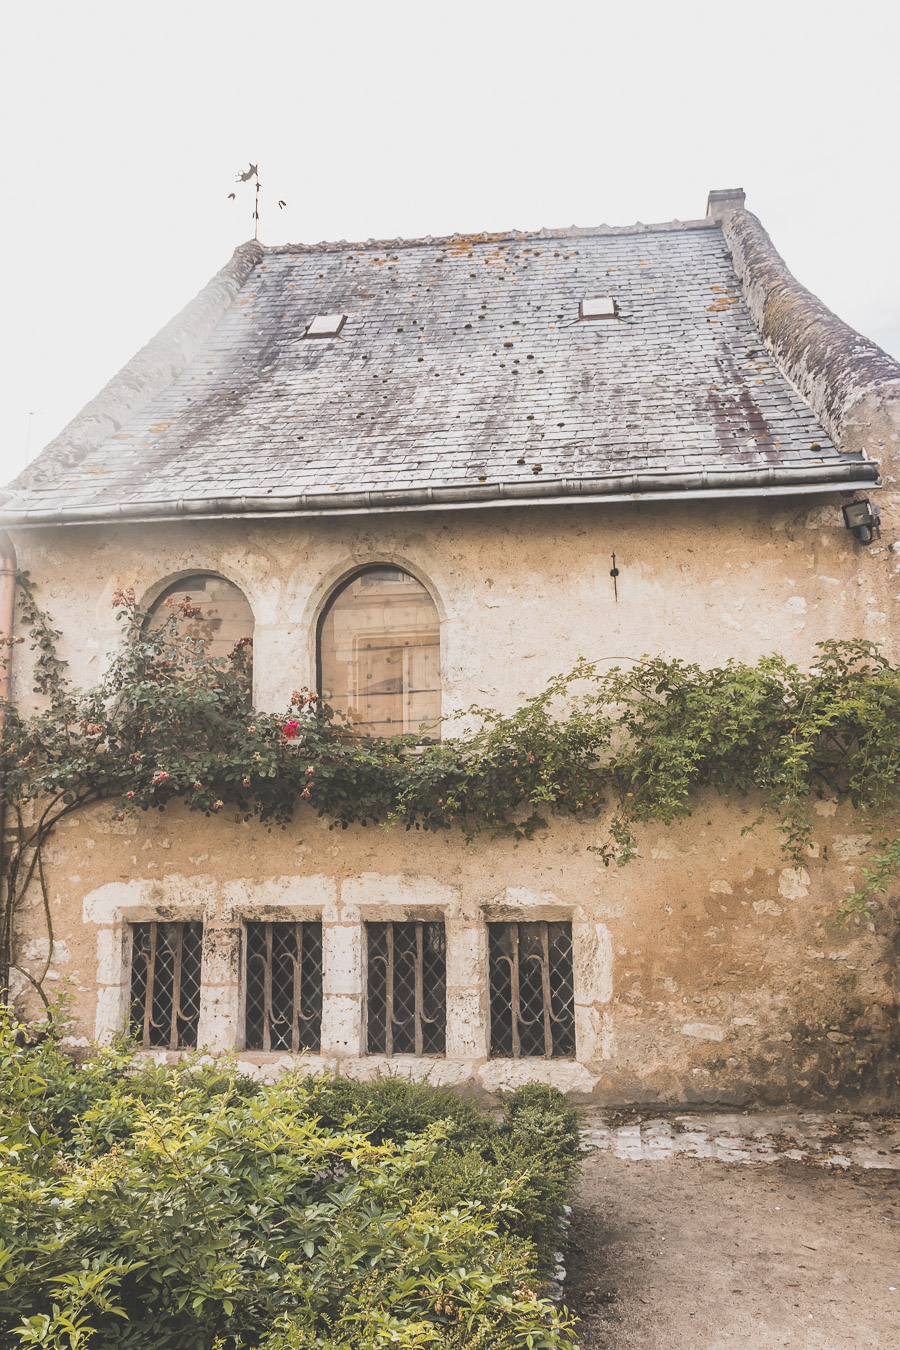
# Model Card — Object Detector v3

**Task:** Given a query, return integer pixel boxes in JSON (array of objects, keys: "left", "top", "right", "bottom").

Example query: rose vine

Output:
[{"left": 2, "top": 577, "right": 900, "bottom": 1006}]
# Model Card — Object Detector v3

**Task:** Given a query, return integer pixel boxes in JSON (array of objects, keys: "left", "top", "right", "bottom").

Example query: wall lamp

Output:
[{"left": 842, "top": 499, "right": 881, "bottom": 545}]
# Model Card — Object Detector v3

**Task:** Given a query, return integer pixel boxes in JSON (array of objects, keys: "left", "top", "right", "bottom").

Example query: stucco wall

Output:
[{"left": 6, "top": 495, "right": 900, "bottom": 1106}]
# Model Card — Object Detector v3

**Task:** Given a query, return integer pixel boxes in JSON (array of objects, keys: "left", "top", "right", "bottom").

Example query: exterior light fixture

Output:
[{"left": 842, "top": 499, "right": 881, "bottom": 544}]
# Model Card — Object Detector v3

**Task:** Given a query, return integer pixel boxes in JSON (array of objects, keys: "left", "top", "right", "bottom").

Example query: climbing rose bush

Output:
[
  {"left": 3, "top": 574, "right": 900, "bottom": 1000},
  {"left": 6, "top": 577, "right": 900, "bottom": 859}
]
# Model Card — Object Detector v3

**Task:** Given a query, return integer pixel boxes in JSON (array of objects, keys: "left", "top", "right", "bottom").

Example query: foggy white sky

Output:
[{"left": 2, "top": 0, "right": 898, "bottom": 487}]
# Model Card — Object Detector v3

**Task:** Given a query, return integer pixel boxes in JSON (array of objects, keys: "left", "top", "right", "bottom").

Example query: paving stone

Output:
[{"left": 580, "top": 1112, "right": 900, "bottom": 1170}]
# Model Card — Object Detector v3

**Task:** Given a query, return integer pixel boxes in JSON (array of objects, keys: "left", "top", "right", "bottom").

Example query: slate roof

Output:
[{"left": 1, "top": 219, "right": 878, "bottom": 524}]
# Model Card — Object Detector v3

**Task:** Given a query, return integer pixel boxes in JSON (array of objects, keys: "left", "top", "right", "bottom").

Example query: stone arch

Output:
[
  {"left": 316, "top": 565, "right": 441, "bottom": 738},
  {"left": 145, "top": 572, "right": 255, "bottom": 672}
]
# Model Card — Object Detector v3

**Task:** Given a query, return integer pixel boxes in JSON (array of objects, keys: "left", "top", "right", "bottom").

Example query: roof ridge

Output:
[
  {"left": 263, "top": 217, "right": 717, "bottom": 256},
  {"left": 718, "top": 206, "right": 900, "bottom": 460}
]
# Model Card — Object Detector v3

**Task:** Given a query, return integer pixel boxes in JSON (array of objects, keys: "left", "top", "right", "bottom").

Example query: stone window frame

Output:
[
  {"left": 486, "top": 917, "right": 576, "bottom": 1060},
  {"left": 362, "top": 914, "right": 449, "bottom": 1058},
  {"left": 234, "top": 900, "right": 472, "bottom": 1066},
  {"left": 243, "top": 916, "right": 325, "bottom": 1054},
  {"left": 234, "top": 904, "right": 327, "bottom": 1054},
  {"left": 86, "top": 879, "right": 613, "bottom": 1088},
  {"left": 141, "top": 568, "right": 257, "bottom": 704},
  {"left": 479, "top": 903, "right": 612, "bottom": 1076},
  {"left": 91, "top": 899, "right": 206, "bottom": 1051},
  {"left": 129, "top": 917, "right": 205, "bottom": 1050},
  {"left": 312, "top": 560, "right": 445, "bottom": 741}
]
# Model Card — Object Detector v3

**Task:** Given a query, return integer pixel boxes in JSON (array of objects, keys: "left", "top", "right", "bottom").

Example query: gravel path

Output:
[
  {"left": 566, "top": 1144, "right": 895, "bottom": 1344},
  {"left": 565, "top": 1116, "right": 900, "bottom": 1348}
]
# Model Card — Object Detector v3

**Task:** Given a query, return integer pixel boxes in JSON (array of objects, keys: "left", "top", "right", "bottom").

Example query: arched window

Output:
[
  {"left": 318, "top": 567, "right": 441, "bottom": 738},
  {"left": 146, "top": 574, "right": 254, "bottom": 672}
]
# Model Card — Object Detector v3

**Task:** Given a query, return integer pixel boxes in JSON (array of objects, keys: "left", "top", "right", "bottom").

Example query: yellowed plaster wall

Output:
[
  {"left": 9, "top": 495, "right": 900, "bottom": 713},
  {"left": 6, "top": 495, "right": 900, "bottom": 1106}
]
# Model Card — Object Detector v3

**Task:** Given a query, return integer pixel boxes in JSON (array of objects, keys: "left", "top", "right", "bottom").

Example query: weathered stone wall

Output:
[{"left": 6, "top": 496, "right": 900, "bottom": 1107}]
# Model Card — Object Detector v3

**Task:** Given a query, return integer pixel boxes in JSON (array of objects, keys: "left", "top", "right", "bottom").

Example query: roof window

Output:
[
  {"left": 305, "top": 313, "right": 346, "bottom": 338},
  {"left": 580, "top": 296, "right": 617, "bottom": 321}
]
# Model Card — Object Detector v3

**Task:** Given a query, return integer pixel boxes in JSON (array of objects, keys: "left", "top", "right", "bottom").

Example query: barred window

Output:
[
  {"left": 318, "top": 567, "right": 441, "bottom": 738},
  {"left": 488, "top": 921, "right": 575, "bottom": 1058},
  {"left": 366, "top": 921, "right": 446, "bottom": 1055},
  {"left": 130, "top": 921, "right": 203, "bottom": 1050},
  {"left": 244, "top": 922, "right": 323, "bottom": 1052}
]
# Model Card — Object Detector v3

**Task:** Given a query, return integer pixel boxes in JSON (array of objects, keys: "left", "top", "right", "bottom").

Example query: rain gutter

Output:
[
  {"left": 0, "top": 461, "right": 880, "bottom": 529},
  {"left": 0, "top": 529, "right": 17, "bottom": 997}
]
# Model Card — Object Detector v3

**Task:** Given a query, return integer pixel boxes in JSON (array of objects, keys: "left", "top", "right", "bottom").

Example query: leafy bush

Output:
[
  {"left": 299, "top": 1075, "right": 491, "bottom": 1146},
  {"left": 299, "top": 1077, "right": 580, "bottom": 1273},
  {"left": 0, "top": 1015, "right": 579, "bottom": 1349}
]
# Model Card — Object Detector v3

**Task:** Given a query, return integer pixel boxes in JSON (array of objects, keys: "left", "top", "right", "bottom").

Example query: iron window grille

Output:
[
  {"left": 366, "top": 921, "right": 446, "bottom": 1055},
  {"left": 244, "top": 921, "right": 323, "bottom": 1052},
  {"left": 130, "top": 921, "right": 203, "bottom": 1050},
  {"left": 488, "top": 921, "right": 576, "bottom": 1058}
]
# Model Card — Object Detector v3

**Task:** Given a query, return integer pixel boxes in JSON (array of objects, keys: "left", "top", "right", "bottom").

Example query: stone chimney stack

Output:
[{"left": 706, "top": 188, "right": 746, "bottom": 222}]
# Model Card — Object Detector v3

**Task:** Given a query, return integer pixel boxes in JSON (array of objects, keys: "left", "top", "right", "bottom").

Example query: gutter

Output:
[
  {"left": 0, "top": 461, "right": 881, "bottom": 529},
  {"left": 0, "top": 530, "right": 16, "bottom": 998}
]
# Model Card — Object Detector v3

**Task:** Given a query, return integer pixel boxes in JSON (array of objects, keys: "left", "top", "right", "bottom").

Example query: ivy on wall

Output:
[{"left": 2, "top": 578, "right": 899, "bottom": 1007}]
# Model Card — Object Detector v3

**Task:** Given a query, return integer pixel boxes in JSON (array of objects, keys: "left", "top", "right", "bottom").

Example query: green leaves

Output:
[
  {"left": 4, "top": 575, "right": 900, "bottom": 1013},
  {"left": 0, "top": 584, "right": 888, "bottom": 854},
  {"left": 0, "top": 1031, "right": 578, "bottom": 1348}
]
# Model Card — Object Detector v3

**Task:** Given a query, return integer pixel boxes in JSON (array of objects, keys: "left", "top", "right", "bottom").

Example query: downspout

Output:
[{"left": 0, "top": 529, "right": 17, "bottom": 998}]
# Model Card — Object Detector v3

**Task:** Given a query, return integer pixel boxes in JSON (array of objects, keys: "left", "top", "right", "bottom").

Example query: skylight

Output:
[
  {"left": 305, "top": 313, "right": 347, "bottom": 338},
  {"left": 580, "top": 297, "right": 617, "bottom": 321}
]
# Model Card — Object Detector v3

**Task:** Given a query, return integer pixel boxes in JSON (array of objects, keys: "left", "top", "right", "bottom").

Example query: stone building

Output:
[{"left": 2, "top": 188, "right": 899, "bottom": 1106}]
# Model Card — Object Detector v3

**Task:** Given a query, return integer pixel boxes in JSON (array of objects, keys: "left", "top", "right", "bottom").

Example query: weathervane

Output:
[{"left": 227, "top": 163, "right": 286, "bottom": 241}]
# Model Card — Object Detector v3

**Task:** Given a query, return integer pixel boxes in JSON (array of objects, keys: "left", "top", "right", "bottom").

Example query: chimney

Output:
[{"left": 706, "top": 187, "right": 746, "bottom": 222}]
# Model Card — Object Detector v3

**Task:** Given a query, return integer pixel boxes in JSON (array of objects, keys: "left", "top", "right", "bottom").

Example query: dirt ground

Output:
[{"left": 566, "top": 1153, "right": 900, "bottom": 1349}]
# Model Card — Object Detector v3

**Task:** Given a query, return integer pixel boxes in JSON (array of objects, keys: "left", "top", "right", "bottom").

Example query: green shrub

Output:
[
  {"left": 0, "top": 1015, "right": 579, "bottom": 1349},
  {"left": 295, "top": 1077, "right": 581, "bottom": 1273},
  {"left": 299, "top": 1074, "right": 490, "bottom": 1146}
]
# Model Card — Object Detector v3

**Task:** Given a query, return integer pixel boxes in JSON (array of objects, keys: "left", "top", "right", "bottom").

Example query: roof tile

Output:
[{"left": 3, "top": 225, "right": 871, "bottom": 520}]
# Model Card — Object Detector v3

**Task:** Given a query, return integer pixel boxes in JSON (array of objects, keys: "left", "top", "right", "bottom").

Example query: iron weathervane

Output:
[{"left": 228, "top": 163, "right": 287, "bottom": 241}]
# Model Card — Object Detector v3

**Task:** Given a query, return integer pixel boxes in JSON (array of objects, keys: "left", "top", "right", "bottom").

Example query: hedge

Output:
[{"left": 0, "top": 1013, "right": 580, "bottom": 1349}]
